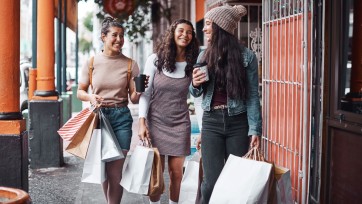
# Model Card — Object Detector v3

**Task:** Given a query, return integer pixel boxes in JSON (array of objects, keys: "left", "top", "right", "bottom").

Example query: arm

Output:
[
  {"left": 77, "top": 83, "right": 103, "bottom": 104},
  {"left": 189, "top": 68, "right": 205, "bottom": 97},
  {"left": 245, "top": 52, "right": 262, "bottom": 148},
  {"left": 128, "top": 61, "right": 141, "bottom": 104},
  {"left": 77, "top": 58, "right": 103, "bottom": 104},
  {"left": 138, "top": 54, "right": 157, "bottom": 140}
]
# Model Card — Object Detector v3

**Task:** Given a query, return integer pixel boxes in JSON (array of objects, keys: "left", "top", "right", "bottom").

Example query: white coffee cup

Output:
[{"left": 193, "top": 62, "right": 209, "bottom": 81}]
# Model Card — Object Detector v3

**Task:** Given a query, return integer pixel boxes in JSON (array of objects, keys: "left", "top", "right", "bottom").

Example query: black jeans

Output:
[{"left": 200, "top": 109, "right": 249, "bottom": 204}]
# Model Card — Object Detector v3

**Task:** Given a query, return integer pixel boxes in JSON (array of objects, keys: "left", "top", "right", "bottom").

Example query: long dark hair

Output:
[
  {"left": 203, "top": 23, "right": 247, "bottom": 100},
  {"left": 154, "top": 19, "right": 199, "bottom": 77}
]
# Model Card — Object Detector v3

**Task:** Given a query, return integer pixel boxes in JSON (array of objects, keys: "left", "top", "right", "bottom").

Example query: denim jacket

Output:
[{"left": 189, "top": 47, "right": 262, "bottom": 136}]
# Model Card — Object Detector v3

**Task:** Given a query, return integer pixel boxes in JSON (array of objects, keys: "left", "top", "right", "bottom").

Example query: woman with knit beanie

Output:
[{"left": 189, "top": 5, "right": 262, "bottom": 203}]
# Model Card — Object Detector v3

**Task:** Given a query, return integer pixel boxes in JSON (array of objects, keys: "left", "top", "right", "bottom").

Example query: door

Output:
[{"left": 324, "top": 0, "right": 362, "bottom": 203}]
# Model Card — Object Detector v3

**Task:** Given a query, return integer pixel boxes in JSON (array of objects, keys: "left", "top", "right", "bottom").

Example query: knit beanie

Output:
[{"left": 204, "top": 5, "right": 247, "bottom": 35}]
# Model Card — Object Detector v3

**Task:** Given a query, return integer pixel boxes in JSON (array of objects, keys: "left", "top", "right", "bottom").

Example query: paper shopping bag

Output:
[
  {"left": 179, "top": 152, "right": 201, "bottom": 204},
  {"left": 148, "top": 147, "right": 165, "bottom": 196},
  {"left": 65, "top": 111, "right": 98, "bottom": 159},
  {"left": 58, "top": 106, "right": 97, "bottom": 141},
  {"left": 120, "top": 145, "right": 155, "bottom": 194},
  {"left": 99, "top": 111, "right": 124, "bottom": 162},
  {"left": 195, "top": 157, "right": 203, "bottom": 204},
  {"left": 269, "top": 165, "right": 293, "bottom": 204},
  {"left": 209, "top": 154, "right": 273, "bottom": 204},
  {"left": 81, "top": 129, "right": 106, "bottom": 184}
]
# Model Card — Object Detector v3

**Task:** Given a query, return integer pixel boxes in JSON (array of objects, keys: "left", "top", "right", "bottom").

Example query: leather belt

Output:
[
  {"left": 212, "top": 104, "right": 228, "bottom": 110},
  {"left": 100, "top": 103, "right": 127, "bottom": 108}
]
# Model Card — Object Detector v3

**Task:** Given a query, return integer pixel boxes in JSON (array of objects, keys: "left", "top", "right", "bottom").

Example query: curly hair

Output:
[
  {"left": 154, "top": 19, "right": 200, "bottom": 77},
  {"left": 203, "top": 23, "right": 247, "bottom": 100},
  {"left": 100, "top": 16, "right": 124, "bottom": 42}
]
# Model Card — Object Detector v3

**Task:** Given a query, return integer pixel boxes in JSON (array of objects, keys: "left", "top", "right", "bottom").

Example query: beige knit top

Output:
[{"left": 78, "top": 52, "right": 140, "bottom": 106}]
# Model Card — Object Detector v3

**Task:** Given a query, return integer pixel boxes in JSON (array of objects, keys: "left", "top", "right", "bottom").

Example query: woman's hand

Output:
[
  {"left": 196, "top": 133, "right": 202, "bottom": 150},
  {"left": 192, "top": 68, "right": 206, "bottom": 87},
  {"left": 138, "top": 117, "right": 149, "bottom": 141},
  {"left": 89, "top": 94, "right": 103, "bottom": 105},
  {"left": 144, "top": 75, "right": 150, "bottom": 89},
  {"left": 250, "top": 135, "right": 260, "bottom": 149}
]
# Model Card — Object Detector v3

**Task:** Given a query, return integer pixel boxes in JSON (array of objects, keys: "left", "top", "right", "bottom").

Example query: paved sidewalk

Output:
[{"left": 28, "top": 104, "right": 171, "bottom": 204}]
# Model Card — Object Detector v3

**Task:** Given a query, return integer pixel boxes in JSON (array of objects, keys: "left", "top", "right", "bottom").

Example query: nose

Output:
[
  {"left": 116, "top": 35, "right": 122, "bottom": 42},
  {"left": 202, "top": 26, "right": 206, "bottom": 32}
]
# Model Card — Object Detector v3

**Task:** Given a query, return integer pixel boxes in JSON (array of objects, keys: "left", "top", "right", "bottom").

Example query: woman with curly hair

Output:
[{"left": 138, "top": 19, "right": 199, "bottom": 204}]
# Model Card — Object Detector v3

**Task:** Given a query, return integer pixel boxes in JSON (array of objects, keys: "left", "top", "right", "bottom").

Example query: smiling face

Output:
[
  {"left": 174, "top": 23, "right": 193, "bottom": 49},
  {"left": 203, "top": 18, "right": 213, "bottom": 43},
  {"left": 102, "top": 26, "right": 124, "bottom": 56}
]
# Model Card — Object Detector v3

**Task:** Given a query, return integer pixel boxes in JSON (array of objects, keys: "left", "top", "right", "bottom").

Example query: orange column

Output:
[
  {"left": 33, "top": 0, "right": 58, "bottom": 100},
  {"left": 350, "top": 0, "right": 362, "bottom": 93},
  {"left": 0, "top": 0, "right": 25, "bottom": 134}
]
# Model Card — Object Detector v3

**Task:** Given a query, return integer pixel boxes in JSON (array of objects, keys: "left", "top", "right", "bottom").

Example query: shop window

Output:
[{"left": 339, "top": 0, "right": 362, "bottom": 114}]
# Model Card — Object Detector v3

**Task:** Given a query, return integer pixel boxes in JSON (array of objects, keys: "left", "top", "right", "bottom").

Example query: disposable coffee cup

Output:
[
  {"left": 193, "top": 62, "right": 209, "bottom": 81},
  {"left": 134, "top": 74, "right": 146, "bottom": 92}
]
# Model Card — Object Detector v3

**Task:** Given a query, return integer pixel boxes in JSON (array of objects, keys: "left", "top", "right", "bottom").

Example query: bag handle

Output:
[
  {"left": 138, "top": 137, "right": 153, "bottom": 148},
  {"left": 243, "top": 147, "right": 266, "bottom": 161},
  {"left": 89, "top": 56, "right": 95, "bottom": 89}
]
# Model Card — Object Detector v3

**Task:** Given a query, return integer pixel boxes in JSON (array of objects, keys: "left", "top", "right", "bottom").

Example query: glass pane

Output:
[{"left": 340, "top": 0, "right": 362, "bottom": 114}]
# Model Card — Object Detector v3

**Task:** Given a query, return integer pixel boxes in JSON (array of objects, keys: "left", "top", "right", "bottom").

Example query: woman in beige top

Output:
[{"left": 77, "top": 17, "right": 141, "bottom": 204}]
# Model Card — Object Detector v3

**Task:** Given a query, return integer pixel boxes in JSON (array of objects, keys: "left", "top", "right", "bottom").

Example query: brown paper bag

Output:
[
  {"left": 269, "top": 164, "right": 293, "bottom": 204},
  {"left": 66, "top": 111, "right": 98, "bottom": 159},
  {"left": 147, "top": 147, "right": 165, "bottom": 196}
]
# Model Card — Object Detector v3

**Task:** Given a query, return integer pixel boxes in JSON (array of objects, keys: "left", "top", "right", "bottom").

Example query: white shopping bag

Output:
[
  {"left": 209, "top": 154, "right": 272, "bottom": 204},
  {"left": 100, "top": 111, "right": 124, "bottom": 162},
  {"left": 120, "top": 145, "right": 155, "bottom": 194},
  {"left": 81, "top": 129, "right": 106, "bottom": 184},
  {"left": 179, "top": 152, "right": 201, "bottom": 204}
]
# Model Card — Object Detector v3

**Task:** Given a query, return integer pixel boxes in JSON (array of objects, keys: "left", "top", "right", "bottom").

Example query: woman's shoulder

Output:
[
  {"left": 241, "top": 47, "right": 257, "bottom": 66},
  {"left": 147, "top": 53, "right": 157, "bottom": 61}
]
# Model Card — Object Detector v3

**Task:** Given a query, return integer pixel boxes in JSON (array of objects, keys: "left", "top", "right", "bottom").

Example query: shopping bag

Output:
[
  {"left": 81, "top": 128, "right": 106, "bottom": 184},
  {"left": 179, "top": 152, "right": 201, "bottom": 204},
  {"left": 269, "top": 165, "right": 293, "bottom": 204},
  {"left": 120, "top": 144, "right": 155, "bottom": 194},
  {"left": 195, "top": 157, "right": 203, "bottom": 204},
  {"left": 58, "top": 106, "right": 97, "bottom": 141},
  {"left": 209, "top": 153, "right": 273, "bottom": 204},
  {"left": 148, "top": 147, "right": 165, "bottom": 196},
  {"left": 65, "top": 111, "right": 98, "bottom": 159},
  {"left": 99, "top": 111, "right": 124, "bottom": 162}
]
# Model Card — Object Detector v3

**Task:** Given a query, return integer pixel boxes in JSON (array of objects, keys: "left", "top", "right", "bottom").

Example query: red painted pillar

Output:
[{"left": 33, "top": 0, "right": 58, "bottom": 99}]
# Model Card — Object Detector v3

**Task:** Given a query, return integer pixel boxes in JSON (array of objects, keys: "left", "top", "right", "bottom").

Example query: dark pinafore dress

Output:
[{"left": 147, "top": 71, "right": 192, "bottom": 156}]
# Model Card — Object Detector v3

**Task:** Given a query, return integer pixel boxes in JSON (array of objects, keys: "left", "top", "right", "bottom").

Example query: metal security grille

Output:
[{"left": 262, "top": 0, "right": 313, "bottom": 203}]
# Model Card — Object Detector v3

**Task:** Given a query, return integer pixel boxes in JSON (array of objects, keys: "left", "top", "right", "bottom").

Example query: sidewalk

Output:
[{"left": 28, "top": 104, "right": 171, "bottom": 204}]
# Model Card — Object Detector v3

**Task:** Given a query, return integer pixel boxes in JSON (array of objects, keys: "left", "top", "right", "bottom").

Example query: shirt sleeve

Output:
[
  {"left": 78, "top": 58, "right": 90, "bottom": 85},
  {"left": 138, "top": 54, "right": 157, "bottom": 118}
]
